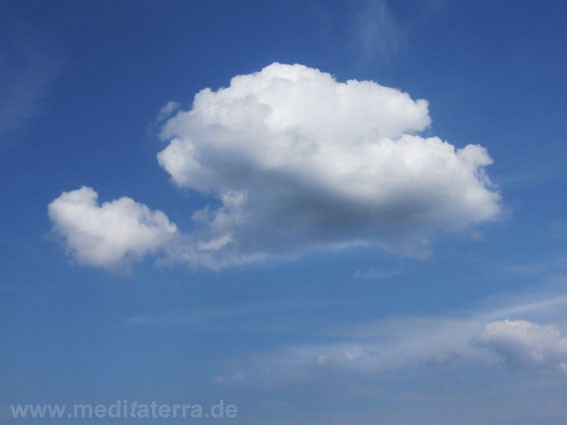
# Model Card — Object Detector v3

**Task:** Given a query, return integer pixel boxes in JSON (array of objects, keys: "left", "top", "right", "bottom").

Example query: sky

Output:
[{"left": 1, "top": 0, "right": 567, "bottom": 424}]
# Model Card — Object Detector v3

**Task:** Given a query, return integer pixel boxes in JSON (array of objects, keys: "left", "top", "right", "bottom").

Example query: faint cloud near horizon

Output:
[{"left": 220, "top": 291, "right": 567, "bottom": 387}]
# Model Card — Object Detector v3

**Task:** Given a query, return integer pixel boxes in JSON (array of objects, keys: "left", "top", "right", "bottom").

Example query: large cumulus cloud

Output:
[
  {"left": 156, "top": 63, "right": 500, "bottom": 267},
  {"left": 47, "top": 63, "right": 501, "bottom": 269}
]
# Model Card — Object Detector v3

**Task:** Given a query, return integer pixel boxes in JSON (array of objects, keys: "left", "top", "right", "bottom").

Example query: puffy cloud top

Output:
[
  {"left": 477, "top": 320, "right": 567, "bottom": 372},
  {"left": 156, "top": 63, "right": 500, "bottom": 266},
  {"left": 48, "top": 187, "right": 178, "bottom": 268}
]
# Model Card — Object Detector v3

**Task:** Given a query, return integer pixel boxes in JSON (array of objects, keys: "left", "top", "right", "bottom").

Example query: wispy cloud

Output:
[
  {"left": 123, "top": 298, "right": 336, "bottom": 334},
  {"left": 214, "top": 372, "right": 246, "bottom": 384},
  {"left": 155, "top": 101, "right": 181, "bottom": 124},
  {"left": 0, "top": 27, "right": 61, "bottom": 146},
  {"left": 353, "top": 0, "right": 407, "bottom": 66},
  {"left": 351, "top": 268, "right": 404, "bottom": 282},
  {"left": 348, "top": 0, "right": 445, "bottom": 70},
  {"left": 219, "top": 289, "right": 567, "bottom": 385}
]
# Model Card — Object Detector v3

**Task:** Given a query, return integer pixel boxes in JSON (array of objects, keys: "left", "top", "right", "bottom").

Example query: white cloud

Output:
[
  {"left": 477, "top": 320, "right": 567, "bottom": 372},
  {"left": 157, "top": 63, "right": 500, "bottom": 267},
  {"left": 48, "top": 186, "right": 178, "bottom": 268}
]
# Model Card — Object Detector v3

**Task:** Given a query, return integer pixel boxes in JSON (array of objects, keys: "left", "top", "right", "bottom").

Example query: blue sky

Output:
[{"left": 1, "top": 1, "right": 567, "bottom": 424}]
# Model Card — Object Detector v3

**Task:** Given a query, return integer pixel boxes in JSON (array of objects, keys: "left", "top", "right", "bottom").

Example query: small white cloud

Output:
[
  {"left": 156, "top": 63, "right": 501, "bottom": 268},
  {"left": 477, "top": 320, "right": 567, "bottom": 372},
  {"left": 317, "top": 355, "right": 330, "bottom": 366},
  {"left": 48, "top": 186, "right": 178, "bottom": 268},
  {"left": 344, "top": 346, "right": 365, "bottom": 361}
]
